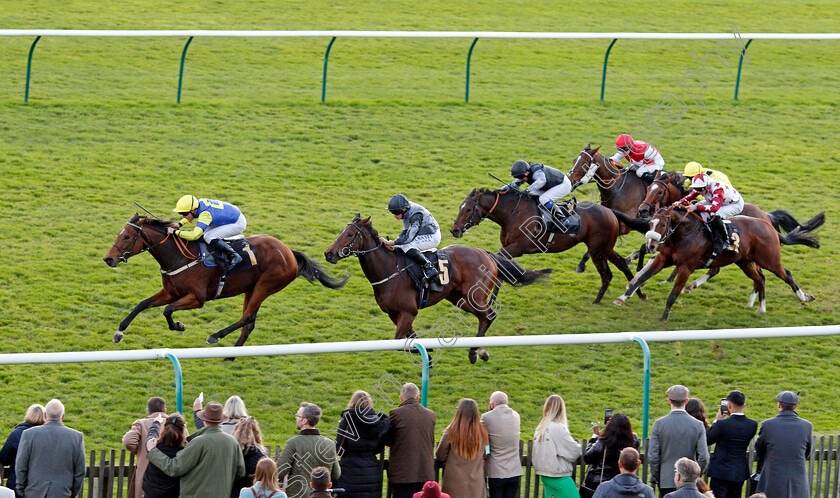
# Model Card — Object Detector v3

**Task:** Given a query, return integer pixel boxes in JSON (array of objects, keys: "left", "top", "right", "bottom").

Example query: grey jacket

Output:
[
  {"left": 15, "top": 421, "right": 86, "bottom": 497},
  {"left": 755, "top": 410, "right": 813, "bottom": 498},
  {"left": 507, "top": 163, "right": 568, "bottom": 193},
  {"left": 663, "top": 483, "right": 706, "bottom": 498},
  {"left": 592, "top": 473, "right": 655, "bottom": 498},
  {"left": 481, "top": 404, "right": 524, "bottom": 478},
  {"left": 648, "top": 410, "right": 709, "bottom": 488},
  {"left": 394, "top": 202, "right": 439, "bottom": 245}
]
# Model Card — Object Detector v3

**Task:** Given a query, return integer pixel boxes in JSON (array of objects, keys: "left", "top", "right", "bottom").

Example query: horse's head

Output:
[
  {"left": 103, "top": 215, "right": 171, "bottom": 267},
  {"left": 638, "top": 172, "right": 673, "bottom": 218},
  {"left": 324, "top": 214, "right": 379, "bottom": 264},
  {"left": 568, "top": 144, "right": 603, "bottom": 190},
  {"left": 451, "top": 188, "right": 494, "bottom": 238},
  {"left": 645, "top": 205, "right": 689, "bottom": 253}
]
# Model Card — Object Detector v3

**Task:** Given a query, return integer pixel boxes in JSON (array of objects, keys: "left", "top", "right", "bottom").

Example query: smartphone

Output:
[
  {"left": 720, "top": 398, "right": 729, "bottom": 415},
  {"left": 604, "top": 409, "right": 613, "bottom": 425},
  {"left": 198, "top": 392, "right": 204, "bottom": 404}
]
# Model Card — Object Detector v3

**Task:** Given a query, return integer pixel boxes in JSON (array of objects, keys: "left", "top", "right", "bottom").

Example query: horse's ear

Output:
[
  {"left": 585, "top": 143, "right": 591, "bottom": 151},
  {"left": 353, "top": 213, "right": 361, "bottom": 220},
  {"left": 362, "top": 216, "right": 371, "bottom": 224},
  {"left": 592, "top": 146, "right": 601, "bottom": 154}
]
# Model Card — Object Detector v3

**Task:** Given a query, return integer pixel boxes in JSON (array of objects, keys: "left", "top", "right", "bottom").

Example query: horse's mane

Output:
[{"left": 130, "top": 214, "right": 176, "bottom": 229}]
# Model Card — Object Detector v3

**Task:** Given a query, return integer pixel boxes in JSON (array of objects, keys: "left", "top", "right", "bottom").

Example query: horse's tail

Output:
[
  {"left": 486, "top": 252, "right": 552, "bottom": 287},
  {"left": 609, "top": 209, "right": 650, "bottom": 235},
  {"left": 798, "top": 212, "right": 826, "bottom": 232},
  {"left": 766, "top": 209, "right": 801, "bottom": 233},
  {"left": 778, "top": 227, "right": 820, "bottom": 249},
  {"left": 293, "top": 250, "right": 350, "bottom": 288}
]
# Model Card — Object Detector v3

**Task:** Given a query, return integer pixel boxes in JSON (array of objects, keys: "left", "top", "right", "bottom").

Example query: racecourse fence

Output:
[
  {"left": 3, "top": 436, "right": 839, "bottom": 498},
  {"left": 2, "top": 30, "right": 838, "bottom": 103}
]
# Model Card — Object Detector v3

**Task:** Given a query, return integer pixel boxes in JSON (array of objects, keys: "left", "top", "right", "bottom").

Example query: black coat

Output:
[
  {"left": 142, "top": 443, "right": 183, "bottom": 498},
  {"left": 334, "top": 407, "right": 390, "bottom": 498},
  {"left": 583, "top": 435, "right": 641, "bottom": 488},
  {"left": 706, "top": 414, "right": 758, "bottom": 482},
  {"left": 0, "top": 422, "right": 36, "bottom": 493},
  {"left": 231, "top": 445, "right": 267, "bottom": 497}
]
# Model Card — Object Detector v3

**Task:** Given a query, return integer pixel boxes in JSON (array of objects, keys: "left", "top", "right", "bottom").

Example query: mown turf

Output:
[{"left": 0, "top": 0, "right": 838, "bottom": 454}]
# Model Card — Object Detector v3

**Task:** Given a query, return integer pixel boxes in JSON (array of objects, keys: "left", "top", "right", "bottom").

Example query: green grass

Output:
[{"left": 0, "top": 0, "right": 838, "bottom": 451}]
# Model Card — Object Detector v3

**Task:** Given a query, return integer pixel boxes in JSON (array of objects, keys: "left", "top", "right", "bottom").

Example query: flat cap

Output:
[
  {"left": 666, "top": 385, "right": 689, "bottom": 401},
  {"left": 776, "top": 390, "right": 799, "bottom": 405}
]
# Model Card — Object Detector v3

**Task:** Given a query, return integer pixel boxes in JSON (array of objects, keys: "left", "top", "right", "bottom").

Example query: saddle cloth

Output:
[
  {"left": 400, "top": 249, "right": 451, "bottom": 308},
  {"left": 723, "top": 219, "right": 741, "bottom": 252},
  {"left": 198, "top": 236, "right": 258, "bottom": 274}
]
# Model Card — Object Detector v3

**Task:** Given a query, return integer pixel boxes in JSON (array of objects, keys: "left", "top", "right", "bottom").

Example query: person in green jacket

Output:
[
  {"left": 146, "top": 401, "right": 246, "bottom": 497},
  {"left": 276, "top": 402, "right": 341, "bottom": 498}
]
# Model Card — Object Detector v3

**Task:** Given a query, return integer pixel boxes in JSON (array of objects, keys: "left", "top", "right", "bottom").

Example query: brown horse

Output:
[
  {"left": 324, "top": 214, "right": 552, "bottom": 364},
  {"left": 104, "top": 215, "right": 347, "bottom": 346},
  {"left": 612, "top": 206, "right": 819, "bottom": 320},
  {"left": 450, "top": 187, "right": 645, "bottom": 304}
]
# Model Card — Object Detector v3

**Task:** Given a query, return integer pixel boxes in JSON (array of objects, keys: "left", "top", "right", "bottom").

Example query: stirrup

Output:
[{"left": 424, "top": 265, "right": 439, "bottom": 279}]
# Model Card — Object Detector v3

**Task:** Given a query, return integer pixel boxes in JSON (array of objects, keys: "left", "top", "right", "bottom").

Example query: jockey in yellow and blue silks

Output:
[{"left": 171, "top": 195, "right": 246, "bottom": 272}]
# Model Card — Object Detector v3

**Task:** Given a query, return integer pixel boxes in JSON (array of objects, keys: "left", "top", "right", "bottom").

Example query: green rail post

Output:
[
  {"left": 164, "top": 352, "right": 184, "bottom": 414},
  {"left": 177, "top": 36, "right": 194, "bottom": 104},
  {"left": 322, "top": 36, "right": 337, "bottom": 103},
  {"left": 412, "top": 343, "right": 431, "bottom": 407},
  {"left": 600, "top": 38, "right": 618, "bottom": 101},
  {"left": 734, "top": 39, "right": 753, "bottom": 101},
  {"left": 465, "top": 38, "right": 479, "bottom": 103},
  {"left": 25, "top": 36, "right": 41, "bottom": 103},
  {"left": 632, "top": 336, "right": 651, "bottom": 443}
]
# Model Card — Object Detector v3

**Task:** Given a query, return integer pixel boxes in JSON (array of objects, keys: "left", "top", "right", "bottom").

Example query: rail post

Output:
[
  {"left": 322, "top": 36, "right": 337, "bottom": 102},
  {"left": 25, "top": 36, "right": 41, "bottom": 103},
  {"left": 412, "top": 343, "right": 431, "bottom": 407},
  {"left": 465, "top": 37, "right": 478, "bottom": 102},
  {"left": 600, "top": 38, "right": 617, "bottom": 101},
  {"left": 177, "top": 36, "right": 193, "bottom": 104},
  {"left": 734, "top": 38, "right": 753, "bottom": 101},
  {"left": 163, "top": 352, "right": 184, "bottom": 414},
  {"left": 632, "top": 336, "right": 651, "bottom": 442}
]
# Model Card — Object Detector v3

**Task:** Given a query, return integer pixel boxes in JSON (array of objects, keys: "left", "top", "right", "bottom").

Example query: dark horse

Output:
[
  {"left": 324, "top": 214, "right": 552, "bottom": 364},
  {"left": 567, "top": 144, "right": 655, "bottom": 273},
  {"left": 450, "top": 187, "right": 645, "bottom": 304},
  {"left": 613, "top": 206, "right": 820, "bottom": 320},
  {"left": 104, "top": 215, "right": 348, "bottom": 346}
]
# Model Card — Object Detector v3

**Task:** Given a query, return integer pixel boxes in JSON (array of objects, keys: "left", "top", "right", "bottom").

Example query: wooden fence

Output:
[{"left": 3, "top": 436, "right": 839, "bottom": 498}]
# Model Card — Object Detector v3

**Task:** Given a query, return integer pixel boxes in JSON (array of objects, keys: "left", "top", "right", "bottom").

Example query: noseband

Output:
[
  {"left": 452, "top": 192, "right": 502, "bottom": 231},
  {"left": 339, "top": 222, "right": 383, "bottom": 258},
  {"left": 112, "top": 221, "right": 172, "bottom": 263}
]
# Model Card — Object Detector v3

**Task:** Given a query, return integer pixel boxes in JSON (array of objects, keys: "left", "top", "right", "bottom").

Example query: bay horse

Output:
[
  {"left": 104, "top": 215, "right": 348, "bottom": 346},
  {"left": 450, "top": 187, "right": 645, "bottom": 304},
  {"left": 612, "top": 206, "right": 819, "bottom": 320},
  {"left": 324, "top": 214, "right": 552, "bottom": 364}
]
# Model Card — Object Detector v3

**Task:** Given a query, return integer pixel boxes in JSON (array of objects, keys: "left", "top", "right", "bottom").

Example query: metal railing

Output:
[{"left": 2, "top": 30, "right": 838, "bottom": 103}]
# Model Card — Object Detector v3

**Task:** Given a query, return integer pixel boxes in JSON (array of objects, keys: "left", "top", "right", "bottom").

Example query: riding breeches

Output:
[
  {"left": 635, "top": 162, "right": 663, "bottom": 177},
  {"left": 699, "top": 197, "right": 744, "bottom": 222},
  {"left": 203, "top": 213, "right": 247, "bottom": 242},
  {"left": 395, "top": 231, "right": 441, "bottom": 253},
  {"left": 535, "top": 177, "right": 573, "bottom": 205}
]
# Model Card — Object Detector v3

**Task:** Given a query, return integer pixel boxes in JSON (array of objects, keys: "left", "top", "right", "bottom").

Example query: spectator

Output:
[
  {"left": 335, "top": 390, "right": 390, "bottom": 498},
  {"left": 194, "top": 395, "right": 248, "bottom": 434},
  {"left": 385, "top": 383, "right": 436, "bottom": 498},
  {"left": 308, "top": 466, "right": 333, "bottom": 498},
  {"left": 583, "top": 413, "right": 641, "bottom": 493},
  {"left": 706, "top": 390, "right": 757, "bottom": 498},
  {"left": 239, "top": 457, "right": 287, "bottom": 498},
  {"left": 592, "top": 447, "right": 654, "bottom": 498},
  {"left": 695, "top": 479, "right": 714, "bottom": 498},
  {"left": 231, "top": 416, "right": 268, "bottom": 497},
  {"left": 685, "top": 399, "right": 711, "bottom": 432},
  {"left": 0, "top": 404, "right": 45, "bottom": 496},
  {"left": 481, "top": 391, "right": 524, "bottom": 498},
  {"left": 531, "top": 394, "right": 580, "bottom": 498},
  {"left": 663, "top": 457, "right": 705, "bottom": 498},
  {"left": 435, "top": 398, "right": 488, "bottom": 498},
  {"left": 143, "top": 413, "right": 188, "bottom": 498},
  {"left": 648, "top": 385, "right": 709, "bottom": 497},
  {"left": 146, "top": 401, "right": 245, "bottom": 497},
  {"left": 413, "top": 481, "right": 451, "bottom": 498},
  {"left": 122, "top": 396, "right": 169, "bottom": 498},
  {"left": 15, "top": 399, "right": 85, "bottom": 498},
  {"left": 755, "top": 390, "right": 813, "bottom": 498},
  {"left": 276, "top": 402, "right": 340, "bottom": 498}
]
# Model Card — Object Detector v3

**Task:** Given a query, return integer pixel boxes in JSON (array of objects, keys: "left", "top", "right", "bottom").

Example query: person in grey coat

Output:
[
  {"left": 15, "top": 399, "right": 86, "bottom": 498},
  {"left": 755, "top": 390, "right": 813, "bottom": 498},
  {"left": 593, "top": 448, "right": 654, "bottom": 498},
  {"left": 663, "top": 458, "right": 706, "bottom": 498},
  {"left": 648, "top": 385, "right": 709, "bottom": 497}
]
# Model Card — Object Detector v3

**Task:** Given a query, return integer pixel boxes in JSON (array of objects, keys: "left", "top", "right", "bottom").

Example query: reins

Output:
[
  {"left": 453, "top": 190, "right": 505, "bottom": 231},
  {"left": 115, "top": 219, "right": 204, "bottom": 276}
]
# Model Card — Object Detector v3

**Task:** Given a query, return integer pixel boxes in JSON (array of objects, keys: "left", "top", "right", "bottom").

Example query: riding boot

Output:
[
  {"left": 540, "top": 201, "right": 558, "bottom": 232},
  {"left": 640, "top": 171, "right": 657, "bottom": 183},
  {"left": 704, "top": 216, "right": 726, "bottom": 267},
  {"left": 210, "top": 238, "right": 242, "bottom": 274},
  {"left": 406, "top": 248, "right": 439, "bottom": 281}
]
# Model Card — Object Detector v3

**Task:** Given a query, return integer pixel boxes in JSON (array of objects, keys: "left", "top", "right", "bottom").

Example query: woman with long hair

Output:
[
  {"left": 435, "top": 398, "right": 489, "bottom": 498},
  {"left": 532, "top": 395, "right": 581, "bottom": 498},
  {"left": 143, "top": 413, "right": 188, "bottom": 498},
  {"left": 582, "top": 413, "right": 640, "bottom": 492},
  {"left": 0, "top": 404, "right": 45, "bottom": 495},
  {"left": 334, "top": 390, "right": 390, "bottom": 498},
  {"left": 686, "top": 398, "right": 711, "bottom": 432},
  {"left": 231, "top": 416, "right": 268, "bottom": 497},
  {"left": 239, "top": 457, "right": 287, "bottom": 498}
]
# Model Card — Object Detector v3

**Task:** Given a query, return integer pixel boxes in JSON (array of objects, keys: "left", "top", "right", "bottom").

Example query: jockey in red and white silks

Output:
[
  {"left": 609, "top": 134, "right": 665, "bottom": 180},
  {"left": 675, "top": 173, "right": 744, "bottom": 221}
]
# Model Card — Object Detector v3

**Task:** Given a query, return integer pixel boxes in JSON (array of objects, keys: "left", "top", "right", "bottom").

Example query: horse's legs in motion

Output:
[
  {"left": 576, "top": 251, "right": 590, "bottom": 273},
  {"left": 114, "top": 289, "right": 177, "bottom": 343},
  {"left": 764, "top": 263, "right": 815, "bottom": 303},
  {"left": 207, "top": 289, "right": 264, "bottom": 345},
  {"left": 608, "top": 250, "right": 647, "bottom": 300},
  {"left": 661, "top": 265, "right": 694, "bottom": 321},
  {"left": 663, "top": 268, "right": 678, "bottom": 284},
  {"left": 736, "top": 261, "right": 766, "bottom": 312},
  {"left": 392, "top": 311, "right": 418, "bottom": 340},
  {"left": 635, "top": 243, "right": 647, "bottom": 272},
  {"left": 590, "top": 253, "right": 613, "bottom": 304},
  {"left": 683, "top": 267, "right": 720, "bottom": 294},
  {"left": 232, "top": 291, "right": 256, "bottom": 347},
  {"left": 614, "top": 253, "right": 669, "bottom": 305},
  {"left": 451, "top": 292, "right": 496, "bottom": 364}
]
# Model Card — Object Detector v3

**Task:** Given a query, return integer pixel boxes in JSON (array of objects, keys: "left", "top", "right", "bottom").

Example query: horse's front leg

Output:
[
  {"left": 614, "top": 253, "right": 668, "bottom": 306},
  {"left": 661, "top": 265, "right": 694, "bottom": 321},
  {"left": 162, "top": 294, "right": 204, "bottom": 334},
  {"left": 114, "top": 289, "right": 176, "bottom": 343}
]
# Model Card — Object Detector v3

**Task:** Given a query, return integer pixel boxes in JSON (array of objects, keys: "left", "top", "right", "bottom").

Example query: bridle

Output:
[
  {"left": 112, "top": 221, "right": 167, "bottom": 263},
  {"left": 452, "top": 191, "right": 503, "bottom": 231},
  {"left": 570, "top": 149, "right": 621, "bottom": 190},
  {"left": 639, "top": 178, "right": 671, "bottom": 215},
  {"left": 339, "top": 221, "right": 383, "bottom": 258}
]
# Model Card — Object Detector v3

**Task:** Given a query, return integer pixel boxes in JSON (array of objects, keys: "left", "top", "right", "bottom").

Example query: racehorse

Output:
[
  {"left": 612, "top": 206, "right": 820, "bottom": 320},
  {"left": 450, "top": 187, "right": 645, "bottom": 304},
  {"left": 324, "top": 214, "right": 552, "bottom": 364},
  {"left": 567, "top": 144, "right": 655, "bottom": 273},
  {"left": 104, "top": 215, "right": 348, "bottom": 347}
]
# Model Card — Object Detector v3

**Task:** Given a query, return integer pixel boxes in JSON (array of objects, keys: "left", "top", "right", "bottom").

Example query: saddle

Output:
[
  {"left": 198, "top": 236, "right": 258, "bottom": 273},
  {"left": 399, "top": 249, "right": 451, "bottom": 309}
]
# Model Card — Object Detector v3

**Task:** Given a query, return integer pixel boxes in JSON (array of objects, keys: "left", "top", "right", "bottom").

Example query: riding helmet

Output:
[
  {"left": 388, "top": 194, "right": 410, "bottom": 214},
  {"left": 174, "top": 195, "right": 199, "bottom": 214},
  {"left": 690, "top": 173, "right": 710, "bottom": 190},
  {"left": 616, "top": 134, "right": 634, "bottom": 149},
  {"left": 684, "top": 161, "right": 704, "bottom": 177},
  {"left": 510, "top": 160, "right": 530, "bottom": 178}
]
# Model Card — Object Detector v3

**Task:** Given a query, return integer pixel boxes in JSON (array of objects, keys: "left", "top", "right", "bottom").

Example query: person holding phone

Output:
[
  {"left": 706, "top": 391, "right": 758, "bottom": 498},
  {"left": 583, "top": 413, "right": 640, "bottom": 495}
]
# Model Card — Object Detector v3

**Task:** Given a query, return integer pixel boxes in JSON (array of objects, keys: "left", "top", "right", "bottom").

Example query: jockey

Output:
[
  {"left": 683, "top": 161, "right": 732, "bottom": 190},
  {"left": 609, "top": 134, "right": 664, "bottom": 182},
  {"left": 383, "top": 194, "right": 440, "bottom": 281},
  {"left": 673, "top": 173, "right": 745, "bottom": 263},
  {"left": 504, "top": 159, "right": 574, "bottom": 231},
  {"left": 171, "top": 195, "right": 246, "bottom": 272}
]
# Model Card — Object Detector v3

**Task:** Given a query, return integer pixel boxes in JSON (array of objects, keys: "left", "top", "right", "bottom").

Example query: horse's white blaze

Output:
[
  {"left": 460, "top": 202, "right": 467, "bottom": 210},
  {"left": 573, "top": 155, "right": 583, "bottom": 168},
  {"left": 119, "top": 228, "right": 125, "bottom": 235},
  {"left": 650, "top": 183, "right": 659, "bottom": 192},
  {"left": 748, "top": 290, "right": 757, "bottom": 307},
  {"left": 757, "top": 299, "right": 766, "bottom": 313},
  {"left": 649, "top": 218, "right": 660, "bottom": 232}
]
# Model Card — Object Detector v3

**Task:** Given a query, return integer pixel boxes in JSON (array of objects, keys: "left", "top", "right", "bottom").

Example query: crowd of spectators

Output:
[{"left": 0, "top": 384, "right": 814, "bottom": 498}]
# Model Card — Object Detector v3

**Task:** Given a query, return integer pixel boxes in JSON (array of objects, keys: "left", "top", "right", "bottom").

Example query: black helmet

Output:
[
  {"left": 510, "top": 160, "right": 530, "bottom": 179},
  {"left": 388, "top": 194, "right": 410, "bottom": 214}
]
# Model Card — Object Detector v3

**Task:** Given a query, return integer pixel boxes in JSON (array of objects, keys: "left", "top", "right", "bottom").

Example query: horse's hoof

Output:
[
  {"left": 613, "top": 299, "right": 624, "bottom": 306},
  {"left": 659, "top": 316, "right": 669, "bottom": 322},
  {"left": 113, "top": 331, "right": 124, "bottom": 343},
  {"left": 805, "top": 294, "right": 815, "bottom": 302},
  {"left": 575, "top": 264, "right": 586, "bottom": 273},
  {"left": 468, "top": 351, "right": 477, "bottom": 364},
  {"left": 682, "top": 288, "right": 692, "bottom": 294},
  {"left": 206, "top": 335, "right": 218, "bottom": 345},
  {"left": 172, "top": 321, "right": 186, "bottom": 332},
  {"left": 637, "top": 291, "right": 648, "bottom": 301},
  {"left": 479, "top": 350, "right": 490, "bottom": 362}
]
